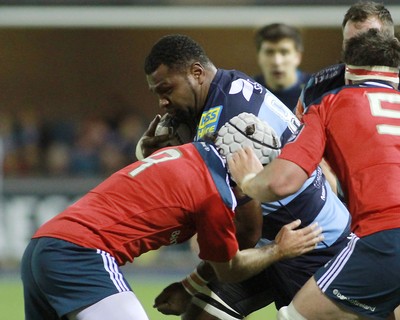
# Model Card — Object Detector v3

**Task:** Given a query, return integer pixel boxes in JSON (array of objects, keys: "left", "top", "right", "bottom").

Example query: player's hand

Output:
[
  {"left": 153, "top": 282, "right": 192, "bottom": 315},
  {"left": 274, "top": 219, "right": 324, "bottom": 259},
  {"left": 227, "top": 146, "right": 263, "bottom": 188},
  {"left": 137, "top": 115, "right": 173, "bottom": 159}
]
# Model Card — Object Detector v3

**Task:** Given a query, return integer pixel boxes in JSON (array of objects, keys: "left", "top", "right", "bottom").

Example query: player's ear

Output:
[{"left": 190, "top": 62, "right": 205, "bottom": 83}]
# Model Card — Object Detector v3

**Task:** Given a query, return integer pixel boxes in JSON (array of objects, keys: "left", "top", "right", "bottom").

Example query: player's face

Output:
[
  {"left": 343, "top": 17, "right": 383, "bottom": 48},
  {"left": 146, "top": 64, "right": 203, "bottom": 122},
  {"left": 257, "top": 38, "right": 301, "bottom": 90}
]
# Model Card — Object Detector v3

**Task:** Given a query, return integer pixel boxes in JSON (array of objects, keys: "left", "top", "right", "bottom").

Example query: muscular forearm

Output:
[
  {"left": 196, "top": 261, "right": 217, "bottom": 282},
  {"left": 240, "top": 172, "right": 284, "bottom": 203},
  {"left": 214, "top": 244, "right": 282, "bottom": 283},
  {"left": 238, "top": 159, "right": 308, "bottom": 203},
  {"left": 208, "top": 220, "right": 323, "bottom": 283}
]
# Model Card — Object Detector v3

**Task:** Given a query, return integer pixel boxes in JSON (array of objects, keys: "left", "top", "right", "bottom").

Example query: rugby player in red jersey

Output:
[
  {"left": 21, "top": 119, "right": 323, "bottom": 320},
  {"left": 229, "top": 29, "right": 400, "bottom": 320}
]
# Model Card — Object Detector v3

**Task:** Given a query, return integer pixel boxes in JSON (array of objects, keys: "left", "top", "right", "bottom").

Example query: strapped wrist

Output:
[{"left": 181, "top": 268, "right": 209, "bottom": 296}]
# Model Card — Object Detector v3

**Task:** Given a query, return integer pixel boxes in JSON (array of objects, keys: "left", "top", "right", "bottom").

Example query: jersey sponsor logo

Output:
[
  {"left": 313, "top": 65, "right": 342, "bottom": 85},
  {"left": 313, "top": 167, "right": 326, "bottom": 201},
  {"left": 321, "top": 184, "right": 326, "bottom": 201},
  {"left": 229, "top": 79, "right": 260, "bottom": 101},
  {"left": 169, "top": 230, "right": 181, "bottom": 245},
  {"left": 332, "top": 289, "right": 376, "bottom": 312},
  {"left": 197, "top": 106, "right": 222, "bottom": 139}
]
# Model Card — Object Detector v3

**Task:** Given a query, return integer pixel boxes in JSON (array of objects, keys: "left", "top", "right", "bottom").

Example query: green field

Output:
[{"left": 1, "top": 276, "right": 276, "bottom": 319}]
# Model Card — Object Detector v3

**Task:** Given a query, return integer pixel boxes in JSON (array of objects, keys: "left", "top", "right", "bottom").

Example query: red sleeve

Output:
[
  {"left": 279, "top": 100, "right": 327, "bottom": 176},
  {"left": 195, "top": 194, "right": 239, "bottom": 263}
]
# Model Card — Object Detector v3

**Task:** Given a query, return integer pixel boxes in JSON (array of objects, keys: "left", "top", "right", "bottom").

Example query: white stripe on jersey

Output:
[
  {"left": 317, "top": 233, "right": 359, "bottom": 292},
  {"left": 97, "top": 249, "right": 130, "bottom": 292}
]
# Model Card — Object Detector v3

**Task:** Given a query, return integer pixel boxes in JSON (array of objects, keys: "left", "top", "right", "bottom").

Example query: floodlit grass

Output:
[
  {"left": 2, "top": 276, "right": 276, "bottom": 319},
  {"left": 0, "top": 278, "right": 24, "bottom": 320}
]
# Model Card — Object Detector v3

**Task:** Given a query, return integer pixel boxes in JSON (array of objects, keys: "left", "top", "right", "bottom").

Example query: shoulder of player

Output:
[
  {"left": 191, "top": 142, "right": 224, "bottom": 165},
  {"left": 206, "top": 70, "right": 266, "bottom": 114},
  {"left": 311, "top": 63, "right": 345, "bottom": 84},
  {"left": 302, "top": 64, "right": 346, "bottom": 107},
  {"left": 304, "top": 85, "right": 347, "bottom": 113},
  {"left": 216, "top": 68, "right": 260, "bottom": 87}
]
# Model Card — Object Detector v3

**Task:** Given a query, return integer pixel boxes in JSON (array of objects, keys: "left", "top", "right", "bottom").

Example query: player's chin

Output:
[{"left": 174, "top": 109, "right": 192, "bottom": 122}]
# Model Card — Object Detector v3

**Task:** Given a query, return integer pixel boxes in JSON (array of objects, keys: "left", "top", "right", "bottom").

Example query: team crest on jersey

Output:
[{"left": 197, "top": 106, "right": 223, "bottom": 139}]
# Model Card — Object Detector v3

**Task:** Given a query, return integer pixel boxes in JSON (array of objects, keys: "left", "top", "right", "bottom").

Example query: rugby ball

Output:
[{"left": 154, "top": 114, "right": 194, "bottom": 147}]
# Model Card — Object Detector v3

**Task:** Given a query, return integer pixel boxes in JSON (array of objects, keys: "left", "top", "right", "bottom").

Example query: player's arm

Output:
[
  {"left": 135, "top": 114, "right": 172, "bottom": 160},
  {"left": 153, "top": 261, "right": 215, "bottom": 316},
  {"left": 319, "top": 158, "right": 338, "bottom": 194},
  {"left": 191, "top": 187, "right": 262, "bottom": 252},
  {"left": 228, "top": 146, "right": 308, "bottom": 202},
  {"left": 232, "top": 186, "right": 262, "bottom": 249},
  {"left": 208, "top": 219, "right": 321, "bottom": 282},
  {"left": 154, "top": 220, "right": 323, "bottom": 315}
]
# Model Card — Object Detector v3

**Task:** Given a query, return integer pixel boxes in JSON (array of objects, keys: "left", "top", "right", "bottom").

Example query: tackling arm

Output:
[
  {"left": 153, "top": 219, "right": 323, "bottom": 316},
  {"left": 208, "top": 219, "right": 322, "bottom": 283},
  {"left": 232, "top": 186, "right": 262, "bottom": 249},
  {"left": 228, "top": 147, "right": 308, "bottom": 202}
]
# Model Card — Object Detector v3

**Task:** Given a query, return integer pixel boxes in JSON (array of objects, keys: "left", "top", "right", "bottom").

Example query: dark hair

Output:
[
  {"left": 343, "top": 29, "right": 400, "bottom": 67},
  {"left": 342, "top": 1, "right": 394, "bottom": 35},
  {"left": 144, "top": 34, "right": 212, "bottom": 75},
  {"left": 254, "top": 23, "right": 303, "bottom": 52}
]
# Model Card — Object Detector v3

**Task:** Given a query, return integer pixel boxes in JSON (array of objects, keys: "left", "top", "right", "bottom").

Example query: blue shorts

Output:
[
  {"left": 315, "top": 229, "right": 400, "bottom": 319},
  {"left": 21, "top": 237, "right": 132, "bottom": 320}
]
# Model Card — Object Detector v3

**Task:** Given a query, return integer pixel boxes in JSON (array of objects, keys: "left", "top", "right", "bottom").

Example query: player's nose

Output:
[{"left": 159, "top": 98, "right": 170, "bottom": 109}]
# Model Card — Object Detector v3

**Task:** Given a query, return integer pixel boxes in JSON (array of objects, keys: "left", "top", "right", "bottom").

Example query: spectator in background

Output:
[
  {"left": 253, "top": 23, "right": 311, "bottom": 113},
  {"left": 117, "top": 113, "right": 146, "bottom": 162},
  {"left": 0, "top": 111, "right": 20, "bottom": 175},
  {"left": 69, "top": 116, "right": 109, "bottom": 176},
  {"left": 0, "top": 109, "right": 146, "bottom": 177},
  {"left": 15, "top": 109, "right": 42, "bottom": 175}
]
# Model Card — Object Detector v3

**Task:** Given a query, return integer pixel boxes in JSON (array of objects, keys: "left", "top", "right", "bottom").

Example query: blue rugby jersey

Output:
[
  {"left": 254, "top": 70, "right": 311, "bottom": 113},
  {"left": 194, "top": 69, "right": 300, "bottom": 145},
  {"left": 193, "top": 68, "right": 351, "bottom": 250},
  {"left": 258, "top": 166, "right": 351, "bottom": 249}
]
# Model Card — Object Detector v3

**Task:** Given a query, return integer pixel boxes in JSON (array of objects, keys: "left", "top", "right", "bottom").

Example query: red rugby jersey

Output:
[
  {"left": 280, "top": 82, "right": 400, "bottom": 237},
  {"left": 34, "top": 142, "right": 238, "bottom": 265}
]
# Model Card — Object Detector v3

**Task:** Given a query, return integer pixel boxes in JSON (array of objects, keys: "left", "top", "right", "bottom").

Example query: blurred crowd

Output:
[{"left": 0, "top": 109, "right": 147, "bottom": 177}]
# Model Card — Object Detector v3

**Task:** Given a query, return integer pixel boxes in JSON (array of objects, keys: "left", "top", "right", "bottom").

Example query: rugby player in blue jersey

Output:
[
  {"left": 136, "top": 35, "right": 299, "bottom": 160},
  {"left": 136, "top": 33, "right": 304, "bottom": 250},
  {"left": 136, "top": 34, "right": 352, "bottom": 320}
]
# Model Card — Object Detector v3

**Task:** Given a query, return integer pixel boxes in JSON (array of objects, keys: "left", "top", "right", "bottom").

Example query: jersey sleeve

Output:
[
  {"left": 195, "top": 197, "right": 239, "bottom": 263},
  {"left": 279, "top": 101, "right": 327, "bottom": 176},
  {"left": 301, "top": 64, "right": 345, "bottom": 108}
]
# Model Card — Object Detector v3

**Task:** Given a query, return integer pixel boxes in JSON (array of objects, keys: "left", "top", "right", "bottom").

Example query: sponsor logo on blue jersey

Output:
[{"left": 197, "top": 106, "right": 223, "bottom": 139}]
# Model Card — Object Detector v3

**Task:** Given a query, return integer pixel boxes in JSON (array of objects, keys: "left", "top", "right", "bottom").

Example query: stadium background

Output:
[{"left": 0, "top": 1, "right": 399, "bottom": 319}]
